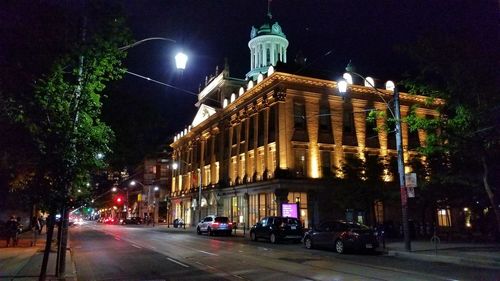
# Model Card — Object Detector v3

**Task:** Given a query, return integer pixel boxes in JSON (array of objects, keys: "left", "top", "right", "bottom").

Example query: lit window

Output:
[
  {"left": 247, "top": 80, "right": 254, "bottom": 90},
  {"left": 230, "top": 93, "right": 236, "bottom": 103},
  {"left": 257, "top": 73, "right": 264, "bottom": 83},
  {"left": 223, "top": 98, "right": 228, "bottom": 108},
  {"left": 437, "top": 209, "right": 451, "bottom": 227},
  {"left": 239, "top": 87, "right": 245, "bottom": 96}
]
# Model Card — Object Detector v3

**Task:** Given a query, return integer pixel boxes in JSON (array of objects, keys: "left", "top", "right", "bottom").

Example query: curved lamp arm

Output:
[
  {"left": 345, "top": 70, "right": 396, "bottom": 120},
  {"left": 118, "top": 37, "right": 176, "bottom": 51}
]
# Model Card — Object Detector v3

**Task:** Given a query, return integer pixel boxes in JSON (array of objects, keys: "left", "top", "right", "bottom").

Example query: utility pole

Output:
[{"left": 394, "top": 87, "right": 411, "bottom": 252}]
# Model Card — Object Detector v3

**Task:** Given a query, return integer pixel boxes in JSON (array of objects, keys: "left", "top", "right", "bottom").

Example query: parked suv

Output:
[
  {"left": 250, "top": 216, "right": 303, "bottom": 243},
  {"left": 197, "top": 215, "right": 233, "bottom": 236}
]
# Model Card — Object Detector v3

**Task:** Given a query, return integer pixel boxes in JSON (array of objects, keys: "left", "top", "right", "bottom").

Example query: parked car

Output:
[
  {"left": 173, "top": 218, "right": 184, "bottom": 228},
  {"left": 197, "top": 215, "right": 233, "bottom": 236},
  {"left": 302, "top": 220, "right": 379, "bottom": 254},
  {"left": 250, "top": 216, "right": 303, "bottom": 243},
  {"left": 121, "top": 217, "right": 143, "bottom": 225}
]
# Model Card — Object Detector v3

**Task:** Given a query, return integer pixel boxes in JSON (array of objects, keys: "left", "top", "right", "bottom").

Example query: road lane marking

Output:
[
  {"left": 131, "top": 244, "right": 142, "bottom": 249},
  {"left": 198, "top": 250, "right": 218, "bottom": 256},
  {"left": 167, "top": 257, "right": 189, "bottom": 268}
]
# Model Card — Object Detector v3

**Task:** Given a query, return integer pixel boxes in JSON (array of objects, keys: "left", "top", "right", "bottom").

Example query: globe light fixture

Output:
[
  {"left": 175, "top": 52, "right": 188, "bottom": 70},
  {"left": 337, "top": 79, "right": 348, "bottom": 95}
]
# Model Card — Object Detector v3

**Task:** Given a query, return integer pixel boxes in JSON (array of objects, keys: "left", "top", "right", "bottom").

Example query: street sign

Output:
[
  {"left": 405, "top": 173, "right": 417, "bottom": 188},
  {"left": 405, "top": 173, "right": 417, "bottom": 198}
]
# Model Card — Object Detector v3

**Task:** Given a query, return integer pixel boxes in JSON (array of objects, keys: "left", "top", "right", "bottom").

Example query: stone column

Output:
[
  {"left": 305, "top": 96, "right": 320, "bottom": 178},
  {"left": 200, "top": 139, "right": 206, "bottom": 186},
  {"left": 374, "top": 102, "right": 388, "bottom": 158},
  {"left": 253, "top": 113, "right": 259, "bottom": 179},
  {"left": 235, "top": 123, "right": 241, "bottom": 183},
  {"left": 274, "top": 88, "right": 289, "bottom": 169},
  {"left": 210, "top": 135, "right": 216, "bottom": 185},
  {"left": 352, "top": 99, "right": 368, "bottom": 160},
  {"left": 263, "top": 107, "right": 270, "bottom": 178},
  {"left": 228, "top": 126, "right": 234, "bottom": 185},
  {"left": 243, "top": 118, "right": 250, "bottom": 181},
  {"left": 329, "top": 97, "right": 344, "bottom": 171},
  {"left": 400, "top": 105, "right": 410, "bottom": 165}
]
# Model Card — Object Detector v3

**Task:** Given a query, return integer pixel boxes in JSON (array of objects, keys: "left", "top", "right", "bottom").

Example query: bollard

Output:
[{"left": 431, "top": 234, "right": 440, "bottom": 255}]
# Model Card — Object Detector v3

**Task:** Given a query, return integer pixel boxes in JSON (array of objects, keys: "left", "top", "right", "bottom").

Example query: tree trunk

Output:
[
  {"left": 57, "top": 205, "right": 70, "bottom": 277},
  {"left": 481, "top": 155, "right": 500, "bottom": 240},
  {"left": 39, "top": 213, "right": 55, "bottom": 281}
]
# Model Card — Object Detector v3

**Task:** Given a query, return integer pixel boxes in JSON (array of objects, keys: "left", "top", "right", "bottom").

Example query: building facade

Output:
[{"left": 169, "top": 15, "right": 441, "bottom": 229}]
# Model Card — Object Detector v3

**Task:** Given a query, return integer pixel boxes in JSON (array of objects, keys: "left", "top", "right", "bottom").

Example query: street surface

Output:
[{"left": 71, "top": 222, "right": 499, "bottom": 281}]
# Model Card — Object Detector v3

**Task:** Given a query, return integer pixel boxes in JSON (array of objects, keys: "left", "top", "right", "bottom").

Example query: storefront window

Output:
[{"left": 437, "top": 209, "right": 451, "bottom": 227}]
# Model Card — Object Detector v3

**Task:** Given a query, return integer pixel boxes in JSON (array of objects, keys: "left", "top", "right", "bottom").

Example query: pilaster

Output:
[{"left": 305, "top": 96, "right": 320, "bottom": 178}]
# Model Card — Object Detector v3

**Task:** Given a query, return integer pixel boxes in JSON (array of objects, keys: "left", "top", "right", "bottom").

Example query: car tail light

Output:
[{"left": 212, "top": 222, "right": 219, "bottom": 227}]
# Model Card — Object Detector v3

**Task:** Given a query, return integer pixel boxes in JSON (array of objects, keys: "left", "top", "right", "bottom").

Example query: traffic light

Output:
[{"left": 115, "top": 195, "right": 124, "bottom": 205}]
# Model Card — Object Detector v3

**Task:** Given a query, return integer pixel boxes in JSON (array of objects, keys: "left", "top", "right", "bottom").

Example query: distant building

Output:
[{"left": 169, "top": 11, "right": 441, "bottom": 229}]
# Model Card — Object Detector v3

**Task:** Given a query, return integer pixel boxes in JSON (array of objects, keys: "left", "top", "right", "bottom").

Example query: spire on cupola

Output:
[{"left": 246, "top": 0, "right": 289, "bottom": 80}]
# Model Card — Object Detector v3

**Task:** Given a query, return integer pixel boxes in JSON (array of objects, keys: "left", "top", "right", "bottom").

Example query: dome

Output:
[{"left": 250, "top": 22, "right": 286, "bottom": 39}]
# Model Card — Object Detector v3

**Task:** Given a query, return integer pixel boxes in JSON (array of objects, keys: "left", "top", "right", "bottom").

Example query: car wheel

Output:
[
  {"left": 304, "top": 237, "right": 314, "bottom": 249},
  {"left": 335, "top": 239, "right": 345, "bottom": 254},
  {"left": 250, "top": 231, "right": 257, "bottom": 241},
  {"left": 269, "top": 233, "right": 277, "bottom": 244},
  {"left": 197, "top": 227, "right": 201, "bottom": 235}
]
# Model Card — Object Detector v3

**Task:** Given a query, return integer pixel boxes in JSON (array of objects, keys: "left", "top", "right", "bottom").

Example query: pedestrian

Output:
[
  {"left": 5, "top": 216, "right": 20, "bottom": 247},
  {"left": 38, "top": 216, "right": 45, "bottom": 234},
  {"left": 31, "top": 216, "right": 41, "bottom": 246}
]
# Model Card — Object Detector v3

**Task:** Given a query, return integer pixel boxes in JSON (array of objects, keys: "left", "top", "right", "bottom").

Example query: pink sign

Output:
[{"left": 281, "top": 203, "right": 298, "bottom": 218}]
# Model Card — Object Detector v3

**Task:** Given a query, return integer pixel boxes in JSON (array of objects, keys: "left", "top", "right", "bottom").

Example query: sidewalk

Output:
[
  {"left": 157, "top": 224, "right": 500, "bottom": 269},
  {"left": 384, "top": 239, "right": 500, "bottom": 269},
  {"left": 0, "top": 230, "right": 77, "bottom": 281}
]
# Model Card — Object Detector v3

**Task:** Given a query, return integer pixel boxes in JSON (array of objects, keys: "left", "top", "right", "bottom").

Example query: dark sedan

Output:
[{"left": 303, "top": 220, "right": 379, "bottom": 253}]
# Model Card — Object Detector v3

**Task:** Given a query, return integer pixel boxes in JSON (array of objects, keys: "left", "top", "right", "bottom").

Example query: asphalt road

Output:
[{"left": 71, "top": 222, "right": 499, "bottom": 281}]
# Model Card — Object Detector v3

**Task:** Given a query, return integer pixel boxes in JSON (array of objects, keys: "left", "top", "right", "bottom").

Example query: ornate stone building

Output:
[{"left": 169, "top": 14, "right": 441, "bottom": 228}]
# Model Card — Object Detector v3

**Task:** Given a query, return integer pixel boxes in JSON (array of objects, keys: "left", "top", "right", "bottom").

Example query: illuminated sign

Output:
[{"left": 281, "top": 203, "right": 298, "bottom": 218}]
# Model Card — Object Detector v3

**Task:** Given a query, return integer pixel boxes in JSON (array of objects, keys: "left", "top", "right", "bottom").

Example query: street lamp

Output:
[
  {"left": 173, "top": 160, "right": 202, "bottom": 225},
  {"left": 338, "top": 65, "right": 411, "bottom": 252},
  {"left": 111, "top": 186, "right": 129, "bottom": 219},
  {"left": 130, "top": 180, "right": 159, "bottom": 224},
  {"left": 118, "top": 37, "right": 192, "bottom": 93}
]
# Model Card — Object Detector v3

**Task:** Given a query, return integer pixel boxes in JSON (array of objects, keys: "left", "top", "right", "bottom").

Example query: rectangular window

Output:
[
  {"left": 293, "top": 102, "right": 306, "bottom": 129},
  {"left": 374, "top": 200, "right": 384, "bottom": 224},
  {"left": 343, "top": 111, "right": 354, "bottom": 133},
  {"left": 437, "top": 209, "right": 452, "bottom": 227},
  {"left": 294, "top": 149, "right": 307, "bottom": 177},
  {"left": 319, "top": 105, "right": 331, "bottom": 132},
  {"left": 320, "top": 150, "right": 332, "bottom": 177}
]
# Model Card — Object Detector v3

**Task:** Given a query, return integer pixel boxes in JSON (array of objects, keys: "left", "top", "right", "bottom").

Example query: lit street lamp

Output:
[
  {"left": 130, "top": 180, "right": 159, "bottom": 224},
  {"left": 338, "top": 64, "right": 411, "bottom": 251}
]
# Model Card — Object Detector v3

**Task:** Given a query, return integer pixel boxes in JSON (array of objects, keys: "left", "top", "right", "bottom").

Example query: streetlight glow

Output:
[
  {"left": 130, "top": 181, "right": 136, "bottom": 186},
  {"left": 112, "top": 187, "right": 117, "bottom": 192},
  {"left": 154, "top": 186, "right": 159, "bottom": 191},
  {"left": 337, "top": 79, "right": 348, "bottom": 95},
  {"left": 172, "top": 162, "right": 179, "bottom": 170},
  {"left": 175, "top": 52, "right": 188, "bottom": 70}
]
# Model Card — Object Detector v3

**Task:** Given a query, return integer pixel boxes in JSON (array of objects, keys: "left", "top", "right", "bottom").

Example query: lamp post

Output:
[
  {"left": 338, "top": 67, "right": 411, "bottom": 252},
  {"left": 111, "top": 186, "right": 129, "bottom": 219},
  {"left": 173, "top": 160, "right": 202, "bottom": 226},
  {"left": 130, "top": 180, "right": 159, "bottom": 224}
]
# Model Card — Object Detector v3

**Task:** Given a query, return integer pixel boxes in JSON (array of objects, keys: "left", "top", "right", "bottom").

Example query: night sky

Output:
[
  {"left": 2, "top": 0, "right": 496, "bottom": 168},
  {"left": 115, "top": 0, "right": 496, "bottom": 140}
]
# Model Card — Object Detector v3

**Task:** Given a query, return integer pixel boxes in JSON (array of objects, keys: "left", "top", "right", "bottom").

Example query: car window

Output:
[
  {"left": 215, "top": 217, "right": 229, "bottom": 223},
  {"left": 204, "top": 217, "right": 213, "bottom": 222},
  {"left": 284, "top": 218, "right": 299, "bottom": 225},
  {"left": 320, "top": 222, "right": 334, "bottom": 232},
  {"left": 334, "top": 222, "right": 349, "bottom": 232},
  {"left": 260, "top": 218, "right": 268, "bottom": 226},
  {"left": 273, "top": 217, "right": 282, "bottom": 225}
]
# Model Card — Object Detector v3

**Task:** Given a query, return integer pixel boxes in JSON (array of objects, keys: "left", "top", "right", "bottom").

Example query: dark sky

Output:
[{"left": 103, "top": 0, "right": 497, "bottom": 166}]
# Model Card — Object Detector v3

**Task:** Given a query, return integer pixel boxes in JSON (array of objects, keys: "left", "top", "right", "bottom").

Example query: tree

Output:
[
  {"left": 2, "top": 1, "right": 131, "bottom": 279},
  {"left": 402, "top": 23, "right": 500, "bottom": 239}
]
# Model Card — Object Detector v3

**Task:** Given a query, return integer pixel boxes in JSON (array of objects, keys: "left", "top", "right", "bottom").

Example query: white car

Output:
[{"left": 197, "top": 215, "right": 233, "bottom": 236}]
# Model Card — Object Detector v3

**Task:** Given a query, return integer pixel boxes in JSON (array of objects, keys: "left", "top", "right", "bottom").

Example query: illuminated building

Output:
[{"left": 169, "top": 12, "right": 441, "bottom": 228}]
